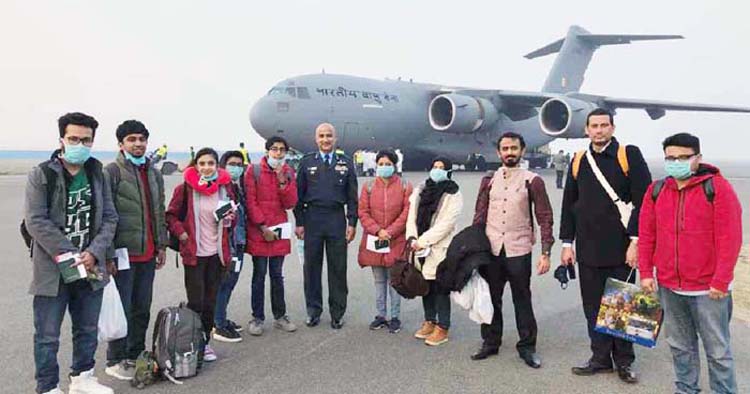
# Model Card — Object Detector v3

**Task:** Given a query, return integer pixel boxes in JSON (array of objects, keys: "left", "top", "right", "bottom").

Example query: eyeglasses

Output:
[
  {"left": 63, "top": 136, "right": 94, "bottom": 146},
  {"left": 664, "top": 154, "right": 696, "bottom": 163},
  {"left": 269, "top": 147, "right": 287, "bottom": 153}
]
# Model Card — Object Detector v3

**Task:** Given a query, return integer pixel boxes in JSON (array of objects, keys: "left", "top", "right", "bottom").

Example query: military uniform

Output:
[{"left": 294, "top": 151, "right": 358, "bottom": 322}]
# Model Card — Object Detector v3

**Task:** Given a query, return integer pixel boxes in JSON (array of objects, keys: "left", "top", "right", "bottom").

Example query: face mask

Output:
[
  {"left": 429, "top": 168, "right": 449, "bottom": 183},
  {"left": 376, "top": 165, "right": 395, "bottom": 178},
  {"left": 62, "top": 143, "right": 91, "bottom": 165},
  {"left": 267, "top": 156, "right": 285, "bottom": 169},
  {"left": 665, "top": 159, "right": 694, "bottom": 180},
  {"left": 200, "top": 171, "right": 218, "bottom": 183},
  {"left": 226, "top": 165, "right": 243, "bottom": 181},
  {"left": 124, "top": 151, "right": 146, "bottom": 166}
]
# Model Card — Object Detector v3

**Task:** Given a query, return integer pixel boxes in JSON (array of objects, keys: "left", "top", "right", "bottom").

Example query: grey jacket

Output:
[
  {"left": 24, "top": 154, "right": 118, "bottom": 296},
  {"left": 105, "top": 152, "right": 167, "bottom": 254}
]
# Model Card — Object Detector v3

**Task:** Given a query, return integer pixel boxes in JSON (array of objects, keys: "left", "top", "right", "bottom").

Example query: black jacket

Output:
[
  {"left": 559, "top": 138, "right": 652, "bottom": 267},
  {"left": 435, "top": 224, "right": 494, "bottom": 292}
]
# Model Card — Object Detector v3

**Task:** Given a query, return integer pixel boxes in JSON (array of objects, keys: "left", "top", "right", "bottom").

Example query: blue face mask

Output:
[
  {"left": 665, "top": 159, "right": 694, "bottom": 180},
  {"left": 429, "top": 168, "right": 449, "bottom": 183},
  {"left": 267, "top": 156, "right": 285, "bottom": 169},
  {"left": 62, "top": 143, "right": 91, "bottom": 165},
  {"left": 226, "top": 165, "right": 243, "bottom": 181},
  {"left": 376, "top": 165, "right": 395, "bottom": 178},
  {"left": 124, "top": 151, "right": 146, "bottom": 166},
  {"left": 200, "top": 171, "right": 218, "bottom": 183}
]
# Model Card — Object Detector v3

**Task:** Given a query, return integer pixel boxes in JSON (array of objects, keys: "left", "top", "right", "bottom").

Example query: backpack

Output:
[
  {"left": 572, "top": 145, "right": 629, "bottom": 180},
  {"left": 167, "top": 183, "right": 188, "bottom": 252},
  {"left": 152, "top": 303, "right": 205, "bottom": 384},
  {"left": 131, "top": 350, "right": 160, "bottom": 389},
  {"left": 20, "top": 160, "right": 57, "bottom": 257},
  {"left": 651, "top": 177, "right": 715, "bottom": 203}
]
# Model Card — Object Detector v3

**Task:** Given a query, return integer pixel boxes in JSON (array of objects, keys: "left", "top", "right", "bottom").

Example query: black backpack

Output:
[
  {"left": 167, "top": 183, "right": 188, "bottom": 252},
  {"left": 20, "top": 160, "right": 57, "bottom": 257},
  {"left": 152, "top": 303, "right": 205, "bottom": 384},
  {"left": 651, "top": 177, "right": 715, "bottom": 203}
]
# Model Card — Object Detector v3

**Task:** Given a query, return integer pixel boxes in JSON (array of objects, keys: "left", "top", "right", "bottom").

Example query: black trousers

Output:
[
  {"left": 579, "top": 263, "right": 636, "bottom": 367},
  {"left": 184, "top": 254, "right": 223, "bottom": 343},
  {"left": 107, "top": 259, "right": 156, "bottom": 364},
  {"left": 478, "top": 250, "right": 537, "bottom": 354},
  {"left": 556, "top": 170, "right": 564, "bottom": 189},
  {"left": 303, "top": 207, "right": 348, "bottom": 321}
]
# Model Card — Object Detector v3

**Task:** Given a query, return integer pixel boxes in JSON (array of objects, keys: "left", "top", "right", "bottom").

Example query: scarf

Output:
[
  {"left": 416, "top": 178, "right": 459, "bottom": 237},
  {"left": 184, "top": 166, "right": 232, "bottom": 196}
]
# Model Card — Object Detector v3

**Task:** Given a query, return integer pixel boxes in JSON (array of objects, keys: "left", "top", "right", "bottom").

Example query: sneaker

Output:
[
  {"left": 41, "top": 386, "right": 64, "bottom": 394},
  {"left": 248, "top": 319, "right": 264, "bottom": 336},
  {"left": 104, "top": 360, "right": 135, "bottom": 381},
  {"left": 203, "top": 345, "right": 217, "bottom": 362},
  {"left": 274, "top": 316, "right": 298, "bottom": 332},
  {"left": 425, "top": 326, "right": 449, "bottom": 346},
  {"left": 414, "top": 321, "right": 436, "bottom": 339},
  {"left": 388, "top": 318, "right": 402, "bottom": 333},
  {"left": 69, "top": 368, "right": 114, "bottom": 394},
  {"left": 213, "top": 326, "right": 243, "bottom": 343},
  {"left": 227, "top": 319, "right": 243, "bottom": 333},
  {"left": 369, "top": 316, "right": 388, "bottom": 330}
]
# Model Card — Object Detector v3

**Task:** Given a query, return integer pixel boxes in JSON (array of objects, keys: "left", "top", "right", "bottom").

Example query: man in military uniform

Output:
[{"left": 294, "top": 123, "right": 358, "bottom": 329}]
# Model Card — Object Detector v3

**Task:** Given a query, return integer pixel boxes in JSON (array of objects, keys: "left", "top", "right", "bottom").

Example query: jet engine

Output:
[
  {"left": 538, "top": 97, "right": 596, "bottom": 138},
  {"left": 429, "top": 94, "right": 499, "bottom": 134}
]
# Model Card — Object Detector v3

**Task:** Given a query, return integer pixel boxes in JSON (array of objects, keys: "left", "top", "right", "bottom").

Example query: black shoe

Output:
[
  {"left": 520, "top": 352, "right": 542, "bottom": 369},
  {"left": 305, "top": 316, "right": 320, "bottom": 327},
  {"left": 331, "top": 319, "right": 344, "bottom": 330},
  {"left": 212, "top": 326, "right": 242, "bottom": 343},
  {"left": 470, "top": 346, "right": 499, "bottom": 361},
  {"left": 369, "top": 316, "right": 388, "bottom": 330},
  {"left": 388, "top": 318, "right": 402, "bottom": 334},
  {"left": 571, "top": 360, "right": 614, "bottom": 376},
  {"left": 226, "top": 319, "right": 243, "bottom": 333},
  {"left": 617, "top": 365, "right": 638, "bottom": 384}
]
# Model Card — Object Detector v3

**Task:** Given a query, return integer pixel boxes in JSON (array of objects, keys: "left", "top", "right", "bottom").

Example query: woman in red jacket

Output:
[
  {"left": 166, "top": 147, "right": 236, "bottom": 362},
  {"left": 357, "top": 150, "right": 412, "bottom": 333},
  {"left": 245, "top": 136, "right": 299, "bottom": 336}
]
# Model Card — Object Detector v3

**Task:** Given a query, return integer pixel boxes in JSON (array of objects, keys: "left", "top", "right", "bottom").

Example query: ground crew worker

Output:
[
  {"left": 239, "top": 142, "right": 250, "bottom": 165},
  {"left": 294, "top": 123, "right": 358, "bottom": 330}
]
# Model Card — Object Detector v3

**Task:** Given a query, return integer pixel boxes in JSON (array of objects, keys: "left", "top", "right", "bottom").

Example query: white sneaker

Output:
[
  {"left": 41, "top": 386, "right": 64, "bottom": 394},
  {"left": 69, "top": 368, "right": 113, "bottom": 394},
  {"left": 104, "top": 360, "right": 135, "bottom": 381},
  {"left": 204, "top": 344, "right": 217, "bottom": 362}
]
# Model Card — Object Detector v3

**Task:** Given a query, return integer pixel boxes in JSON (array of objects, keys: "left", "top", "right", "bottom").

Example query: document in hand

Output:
[
  {"left": 594, "top": 277, "right": 664, "bottom": 348},
  {"left": 268, "top": 222, "right": 292, "bottom": 240},
  {"left": 214, "top": 200, "right": 235, "bottom": 221},
  {"left": 56, "top": 252, "right": 87, "bottom": 284},
  {"left": 115, "top": 248, "right": 130, "bottom": 271},
  {"left": 366, "top": 234, "right": 390, "bottom": 253}
]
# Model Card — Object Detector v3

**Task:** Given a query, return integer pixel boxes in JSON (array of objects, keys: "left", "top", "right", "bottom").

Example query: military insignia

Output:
[{"left": 308, "top": 166, "right": 318, "bottom": 175}]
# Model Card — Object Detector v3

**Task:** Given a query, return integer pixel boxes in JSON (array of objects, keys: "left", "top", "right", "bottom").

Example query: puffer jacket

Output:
[
  {"left": 436, "top": 224, "right": 494, "bottom": 292},
  {"left": 165, "top": 167, "right": 236, "bottom": 266},
  {"left": 357, "top": 176, "right": 413, "bottom": 268},
  {"left": 245, "top": 156, "right": 297, "bottom": 257},
  {"left": 638, "top": 164, "right": 742, "bottom": 293}
]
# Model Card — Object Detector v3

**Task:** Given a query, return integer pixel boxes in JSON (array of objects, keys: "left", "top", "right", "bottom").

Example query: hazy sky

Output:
[{"left": 1, "top": 0, "right": 748, "bottom": 160}]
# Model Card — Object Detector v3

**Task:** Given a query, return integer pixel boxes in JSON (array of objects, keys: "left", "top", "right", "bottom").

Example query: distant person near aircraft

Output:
[{"left": 239, "top": 142, "right": 250, "bottom": 165}]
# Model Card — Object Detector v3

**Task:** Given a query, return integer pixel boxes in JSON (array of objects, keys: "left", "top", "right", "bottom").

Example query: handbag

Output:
[{"left": 389, "top": 245, "right": 429, "bottom": 299}]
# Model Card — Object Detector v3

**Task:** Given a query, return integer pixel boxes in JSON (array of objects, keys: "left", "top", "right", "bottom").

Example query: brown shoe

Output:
[
  {"left": 414, "top": 321, "right": 436, "bottom": 339},
  {"left": 425, "top": 326, "right": 449, "bottom": 346}
]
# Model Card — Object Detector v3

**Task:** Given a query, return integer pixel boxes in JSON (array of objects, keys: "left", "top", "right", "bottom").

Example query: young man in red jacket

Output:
[{"left": 639, "top": 133, "right": 742, "bottom": 394}]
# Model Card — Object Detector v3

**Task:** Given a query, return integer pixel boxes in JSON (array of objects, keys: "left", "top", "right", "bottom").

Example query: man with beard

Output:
[{"left": 471, "top": 132, "right": 554, "bottom": 368}]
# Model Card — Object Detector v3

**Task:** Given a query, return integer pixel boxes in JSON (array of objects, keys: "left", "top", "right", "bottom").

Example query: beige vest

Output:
[{"left": 485, "top": 168, "right": 537, "bottom": 257}]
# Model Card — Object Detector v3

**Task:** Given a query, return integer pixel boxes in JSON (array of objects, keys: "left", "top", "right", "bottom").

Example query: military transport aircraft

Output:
[{"left": 249, "top": 25, "right": 750, "bottom": 170}]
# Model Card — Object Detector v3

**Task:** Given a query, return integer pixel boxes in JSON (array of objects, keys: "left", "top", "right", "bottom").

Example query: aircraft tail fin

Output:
[{"left": 525, "top": 26, "right": 683, "bottom": 93}]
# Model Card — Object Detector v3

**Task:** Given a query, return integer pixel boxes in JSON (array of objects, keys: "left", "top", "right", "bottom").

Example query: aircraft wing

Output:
[{"left": 590, "top": 96, "right": 750, "bottom": 119}]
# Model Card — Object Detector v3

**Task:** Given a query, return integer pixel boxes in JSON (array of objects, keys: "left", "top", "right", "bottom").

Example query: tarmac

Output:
[{"left": 1, "top": 168, "right": 748, "bottom": 394}]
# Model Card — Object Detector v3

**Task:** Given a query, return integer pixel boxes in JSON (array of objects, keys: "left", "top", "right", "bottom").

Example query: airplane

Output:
[{"left": 249, "top": 25, "right": 750, "bottom": 170}]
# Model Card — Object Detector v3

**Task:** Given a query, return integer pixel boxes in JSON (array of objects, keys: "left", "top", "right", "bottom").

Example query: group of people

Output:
[{"left": 24, "top": 108, "right": 743, "bottom": 394}]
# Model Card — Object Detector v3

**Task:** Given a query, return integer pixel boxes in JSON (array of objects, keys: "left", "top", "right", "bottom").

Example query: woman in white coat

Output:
[{"left": 406, "top": 157, "right": 463, "bottom": 346}]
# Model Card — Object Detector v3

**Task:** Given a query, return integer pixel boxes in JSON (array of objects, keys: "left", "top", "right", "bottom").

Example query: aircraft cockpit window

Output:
[
  {"left": 297, "top": 87, "right": 310, "bottom": 99},
  {"left": 285, "top": 87, "right": 297, "bottom": 97},
  {"left": 268, "top": 87, "right": 285, "bottom": 96}
]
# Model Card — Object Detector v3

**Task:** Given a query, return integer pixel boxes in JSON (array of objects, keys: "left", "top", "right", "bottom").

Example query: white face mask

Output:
[{"left": 267, "top": 156, "right": 286, "bottom": 169}]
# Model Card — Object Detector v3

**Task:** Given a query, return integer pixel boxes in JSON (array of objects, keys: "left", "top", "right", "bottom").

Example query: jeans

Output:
[
  {"left": 371, "top": 266, "right": 401, "bottom": 319},
  {"left": 34, "top": 279, "right": 103, "bottom": 394},
  {"left": 107, "top": 259, "right": 155, "bottom": 365},
  {"left": 214, "top": 246, "right": 244, "bottom": 329},
  {"left": 555, "top": 170, "right": 564, "bottom": 189},
  {"left": 251, "top": 256, "right": 287, "bottom": 321},
  {"left": 478, "top": 250, "right": 537, "bottom": 354},
  {"left": 660, "top": 288, "right": 736, "bottom": 394},
  {"left": 423, "top": 280, "right": 451, "bottom": 329},
  {"left": 184, "top": 254, "right": 223, "bottom": 343}
]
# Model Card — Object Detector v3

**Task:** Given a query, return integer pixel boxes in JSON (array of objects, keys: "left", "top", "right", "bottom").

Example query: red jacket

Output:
[
  {"left": 166, "top": 168, "right": 236, "bottom": 267},
  {"left": 245, "top": 157, "right": 298, "bottom": 257},
  {"left": 357, "top": 176, "right": 413, "bottom": 267},
  {"left": 638, "top": 164, "right": 742, "bottom": 293}
]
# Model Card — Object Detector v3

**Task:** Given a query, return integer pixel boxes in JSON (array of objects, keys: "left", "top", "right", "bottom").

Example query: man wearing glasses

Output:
[
  {"left": 25, "top": 112, "right": 118, "bottom": 394},
  {"left": 639, "top": 133, "right": 742, "bottom": 394}
]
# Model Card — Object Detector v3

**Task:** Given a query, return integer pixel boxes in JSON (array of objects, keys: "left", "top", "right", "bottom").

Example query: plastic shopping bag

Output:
[
  {"left": 470, "top": 274, "right": 494, "bottom": 325},
  {"left": 98, "top": 279, "right": 128, "bottom": 342},
  {"left": 296, "top": 239, "right": 305, "bottom": 266}
]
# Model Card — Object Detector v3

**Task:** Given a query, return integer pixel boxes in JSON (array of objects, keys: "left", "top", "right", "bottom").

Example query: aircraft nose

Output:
[{"left": 249, "top": 97, "right": 277, "bottom": 138}]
